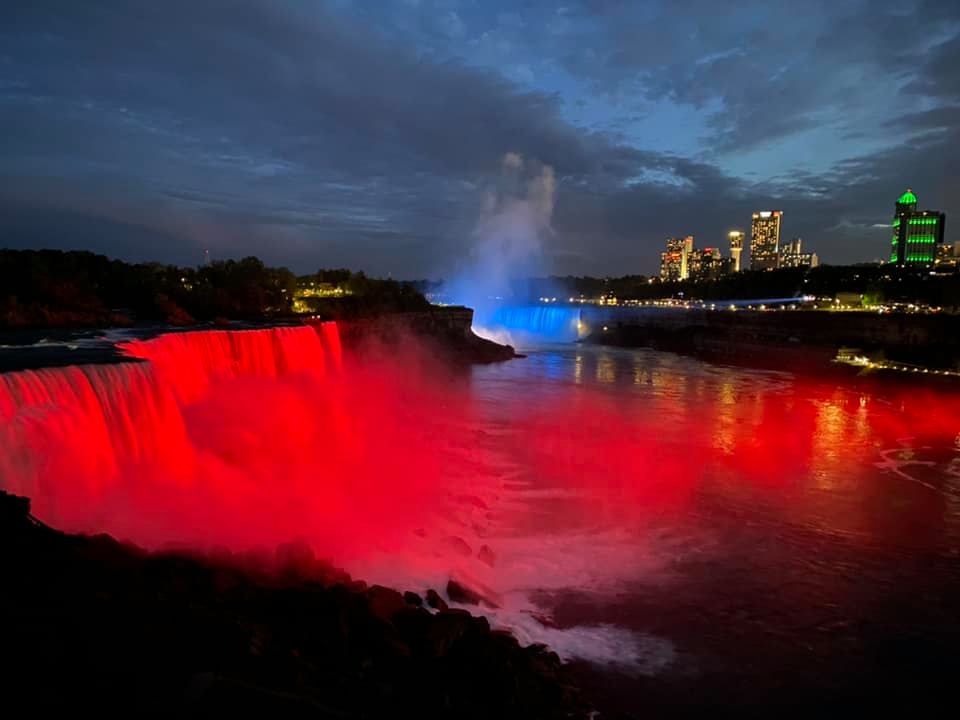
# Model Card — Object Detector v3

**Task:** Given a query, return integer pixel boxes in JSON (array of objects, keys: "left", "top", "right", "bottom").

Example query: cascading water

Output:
[
  {"left": 0, "top": 323, "right": 464, "bottom": 557},
  {"left": 117, "top": 325, "right": 342, "bottom": 403},
  {"left": 475, "top": 305, "right": 582, "bottom": 345}
]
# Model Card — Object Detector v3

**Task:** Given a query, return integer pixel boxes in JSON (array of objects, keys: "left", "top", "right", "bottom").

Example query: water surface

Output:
[{"left": 464, "top": 343, "right": 960, "bottom": 712}]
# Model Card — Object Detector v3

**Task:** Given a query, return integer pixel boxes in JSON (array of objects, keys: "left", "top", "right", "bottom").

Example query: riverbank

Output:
[
  {"left": 582, "top": 307, "right": 960, "bottom": 385},
  {"left": 0, "top": 490, "right": 587, "bottom": 718}
]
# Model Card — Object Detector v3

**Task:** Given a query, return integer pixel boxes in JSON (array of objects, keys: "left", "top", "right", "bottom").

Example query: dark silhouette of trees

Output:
[
  {"left": 0, "top": 250, "right": 429, "bottom": 329},
  {"left": 527, "top": 265, "right": 960, "bottom": 309},
  {"left": 295, "top": 268, "right": 430, "bottom": 319}
]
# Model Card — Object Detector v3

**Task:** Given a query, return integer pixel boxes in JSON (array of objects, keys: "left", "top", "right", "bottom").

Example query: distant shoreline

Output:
[{"left": 581, "top": 306, "right": 960, "bottom": 386}]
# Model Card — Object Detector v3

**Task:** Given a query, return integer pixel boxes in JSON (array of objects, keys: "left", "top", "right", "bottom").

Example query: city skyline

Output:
[
  {"left": 655, "top": 184, "right": 956, "bottom": 279},
  {"left": 2, "top": 1, "right": 959, "bottom": 278},
  {"left": 659, "top": 206, "right": 824, "bottom": 281}
]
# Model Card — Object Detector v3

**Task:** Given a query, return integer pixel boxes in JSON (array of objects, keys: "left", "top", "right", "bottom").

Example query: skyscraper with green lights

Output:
[{"left": 890, "top": 189, "right": 946, "bottom": 265}]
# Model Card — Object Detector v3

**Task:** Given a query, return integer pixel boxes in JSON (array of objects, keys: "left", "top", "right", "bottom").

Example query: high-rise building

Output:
[
  {"left": 728, "top": 231, "right": 744, "bottom": 272},
  {"left": 779, "top": 237, "right": 819, "bottom": 269},
  {"left": 689, "top": 247, "right": 726, "bottom": 281},
  {"left": 890, "top": 189, "right": 946, "bottom": 265},
  {"left": 750, "top": 211, "right": 782, "bottom": 270},
  {"left": 660, "top": 250, "right": 681, "bottom": 281},
  {"left": 660, "top": 235, "right": 695, "bottom": 281}
]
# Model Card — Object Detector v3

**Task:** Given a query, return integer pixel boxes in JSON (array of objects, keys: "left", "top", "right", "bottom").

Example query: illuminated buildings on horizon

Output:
[
  {"left": 652, "top": 187, "right": 948, "bottom": 278},
  {"left": 728, "top": 231, "right": 744, "bottom": 272},
  {"left": 660, "top": 236, "right": 728, "bottom": 281},
  {"left": 890, "top": 189, "right": 946, "bottom": 266},
  {"left": 779, "top": 238, "right": 819, "bottom": 269},
  {"left": 750, "top": 211, "right": 782, "bottom": 271},
  {"left": 935, "top": 241, "right": 960, "bottom": 269},
  {"left": 688, "top": 246, "right": 726, "bottom": 281},
  {"left": 660, "top": 235, "right": 695, "bottom": 281}
]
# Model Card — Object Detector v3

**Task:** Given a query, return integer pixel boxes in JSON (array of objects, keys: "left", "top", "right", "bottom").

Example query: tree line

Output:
[
  {"left": 0, "top": 250, "right": 428, "bottom": 329},
  {"left": 522, "top": 264, "right": 960, "bottom": 309}
]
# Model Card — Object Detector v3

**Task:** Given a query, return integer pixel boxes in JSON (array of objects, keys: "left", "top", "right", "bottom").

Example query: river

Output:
[
  {"left": 2, "top": 327, "right": 959, "bottom": 713},
  {"left": 463, "top": 342, "right": 960, "bottom": 714}
]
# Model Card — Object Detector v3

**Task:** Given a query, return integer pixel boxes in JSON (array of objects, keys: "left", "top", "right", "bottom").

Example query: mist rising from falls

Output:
[{"left": 443, "top": 152, "right": 561, "bottom": 335}]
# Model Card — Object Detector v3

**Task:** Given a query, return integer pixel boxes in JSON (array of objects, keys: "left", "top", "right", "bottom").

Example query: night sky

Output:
[{"left": 2, "top": 0, "right": 959, "bottom": 277}]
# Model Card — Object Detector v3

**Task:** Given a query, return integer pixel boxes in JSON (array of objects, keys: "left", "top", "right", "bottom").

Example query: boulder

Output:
[
  {"left": 446, "top": 579, "right": 502, "bottom": 609},
  {"left": 426, "top": 609, "right": 473, "bottom": 656},
  {"left": 367, "top": 585, "right": 407, "bottom": 623},
  {"left": 425, "top": 589, "right": 448, "bottom": 611}
]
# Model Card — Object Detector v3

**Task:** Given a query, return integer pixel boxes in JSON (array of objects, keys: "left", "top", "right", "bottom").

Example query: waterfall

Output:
[
  {"left": 0, "top": 323, "right": 356, "bottom": 543},
  {"left": 480, "top": 305, "right": 582, "bottom": 343},
  {"left": 116, "top": 325, "right": 339, "bottom": 404}
]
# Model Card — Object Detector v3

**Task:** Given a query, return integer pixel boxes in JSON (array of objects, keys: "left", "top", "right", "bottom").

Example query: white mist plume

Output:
[{"left": 445, "top": 152, "right": 556, "bottom": 314}]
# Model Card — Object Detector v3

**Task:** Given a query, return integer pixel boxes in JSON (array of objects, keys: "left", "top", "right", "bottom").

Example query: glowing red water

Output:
[
  {"left": 4, "top": 324, "right": 960, "bottom": 596},
  {"left": 0, "top": 324, "right": 465, "bottom": 562}
]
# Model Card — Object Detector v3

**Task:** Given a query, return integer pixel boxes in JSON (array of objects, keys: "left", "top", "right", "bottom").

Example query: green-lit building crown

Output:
[
  {"left": 889, "top": 187, "right": 946, "bottom": 265},
  {"left": 897, "top": 189, "right": 918, "bottom": 205}
]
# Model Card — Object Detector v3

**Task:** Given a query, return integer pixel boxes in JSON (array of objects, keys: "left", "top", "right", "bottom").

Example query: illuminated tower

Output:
[
  {"left": 750, "top": 211, "right": 782, "bottom": 270},
  {"left": 660, "top": 235, "right": 695, "bottom": 281},
  {"left": 679, "top": 235, "right": 694, "bottom": 279},
  {"left": 728, "top": 231, "right": 744, "bottom": 272},
  {"left": 890, "top": 189, "right": 946, "bottom": 265}
]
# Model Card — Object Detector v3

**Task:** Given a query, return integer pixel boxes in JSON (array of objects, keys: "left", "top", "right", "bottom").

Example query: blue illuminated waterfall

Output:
[{"left": 482, "top": 305, "right": 583, "bottom": 343}]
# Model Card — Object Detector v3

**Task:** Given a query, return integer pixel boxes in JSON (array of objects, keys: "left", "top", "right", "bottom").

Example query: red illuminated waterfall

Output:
[
  {"left": 9, "top": 321, "right": 960, "bottom": 617},
  {"left": 0, "top": 323, "right": 457, "bottom": 560},
  {"left": 117, "top": 324, "right": 342, "bottom": 403}
]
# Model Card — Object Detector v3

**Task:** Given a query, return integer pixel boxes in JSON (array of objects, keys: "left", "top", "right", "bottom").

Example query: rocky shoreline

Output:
[
  {"left": 582, "top": 308, "right": 960, "bottom": 385},
  {"left": 0, "top": 491, "right": 588, "bottom": 718},
  {"left": 333, "top": 307, "right": 517, "bottom": 365}
]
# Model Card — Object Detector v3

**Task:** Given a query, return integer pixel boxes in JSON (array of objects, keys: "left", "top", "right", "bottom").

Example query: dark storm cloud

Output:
[{"left": 1, "top": 0, "right": 959, "bottom": 275}]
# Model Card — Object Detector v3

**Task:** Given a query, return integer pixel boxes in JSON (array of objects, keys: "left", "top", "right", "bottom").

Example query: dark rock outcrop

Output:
[
  {"left": 447, "top": 579, "right": 502, "bottom": 609},
  {"left": 331, "top": 307, "right": 516, "bottom": 365},
  {"left": 0, "top": 491, "right": 588, "bottom": 719},
  {"left": 425, "top": 588, "right": 449, "bottom": 612}
]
